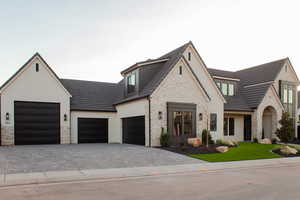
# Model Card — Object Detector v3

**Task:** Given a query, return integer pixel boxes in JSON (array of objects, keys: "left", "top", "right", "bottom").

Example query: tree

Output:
[{"left": 275, "top": 112, "right": 294, "bottom": 143}]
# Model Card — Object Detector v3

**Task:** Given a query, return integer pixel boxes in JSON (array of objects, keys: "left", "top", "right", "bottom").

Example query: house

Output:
[
  {"left": 298, "top": 92, "right": 300, "bottom": 138},
  {"left": 0, "top": 41, "right": 299, "bottom": 146}
]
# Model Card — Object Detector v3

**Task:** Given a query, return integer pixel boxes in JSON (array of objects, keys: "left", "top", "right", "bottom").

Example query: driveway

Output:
[{"left": 0, "top": 144, "right": 202, "bottom": 174}]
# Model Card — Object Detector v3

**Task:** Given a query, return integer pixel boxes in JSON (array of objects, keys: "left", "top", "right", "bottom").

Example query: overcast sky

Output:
[{"left": 0, "top": 0, "right": 299, "bottom": 85}]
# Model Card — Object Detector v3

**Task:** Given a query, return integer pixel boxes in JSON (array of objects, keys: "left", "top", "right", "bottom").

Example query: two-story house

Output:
[{"left": 0, "top": 41, "right": 299, "bottom": 146}]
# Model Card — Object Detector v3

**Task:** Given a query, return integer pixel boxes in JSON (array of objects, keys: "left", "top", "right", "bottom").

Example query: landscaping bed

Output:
[
  {"left": 161, "top": 145, "right": 221, "bottom": 155},
  {"left": 272, "top": 149, "right": 300, "bottom": 157}
]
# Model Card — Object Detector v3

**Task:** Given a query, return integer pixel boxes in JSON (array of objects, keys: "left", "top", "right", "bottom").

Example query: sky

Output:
[{"left": 0, "top": 0, "right": 299, "bottom": 85}]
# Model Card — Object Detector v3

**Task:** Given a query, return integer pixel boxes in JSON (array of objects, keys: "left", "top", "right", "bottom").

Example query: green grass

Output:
[{"left": 189, "top": 142, "right": 283, "bottom": 162}]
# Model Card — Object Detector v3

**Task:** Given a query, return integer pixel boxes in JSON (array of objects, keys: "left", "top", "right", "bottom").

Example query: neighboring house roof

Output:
[
  {"left": 208, "top": 58, "right": 288, "bottom": 111},
  {"left": 0, "top": 53, "right": 72, "bottom": 97},
  {"left": 61, "top": 79, "right": 120, "bottom": 112}
]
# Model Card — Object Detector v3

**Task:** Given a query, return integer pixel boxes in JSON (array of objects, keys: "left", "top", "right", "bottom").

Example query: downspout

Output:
[{"left": 148, "top": 96, "right": 151, "bottom": 147}]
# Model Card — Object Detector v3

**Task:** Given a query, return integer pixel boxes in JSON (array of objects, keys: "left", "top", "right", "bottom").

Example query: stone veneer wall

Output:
[
  {"left": 1, "top": 126, "right": 14, "bottom": 145},
  {"left": 252, "top": 87, "right": 283, "bottom": 140},
  {"left": 150, "top": 58, "right": 223, "bottom": 146}
]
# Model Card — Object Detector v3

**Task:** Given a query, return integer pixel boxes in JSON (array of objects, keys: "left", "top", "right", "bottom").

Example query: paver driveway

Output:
[{"left": 0, "top": 144, "right": 202, "bottom": 174}]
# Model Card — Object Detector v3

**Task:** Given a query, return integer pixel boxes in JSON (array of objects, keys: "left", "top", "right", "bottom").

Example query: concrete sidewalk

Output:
[{"left": 1, "top": 157, "right": 300, "bottom": 187}]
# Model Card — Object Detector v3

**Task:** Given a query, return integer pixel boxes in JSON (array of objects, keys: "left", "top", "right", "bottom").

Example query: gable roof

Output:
[
  {"left": 208, "top": 58, "right": 288, "bottom": 111},
  {"left": 0, "top": 53, "right": 72, "bottom": 97},
  {"left": 61, "top": 79, "right": 121, "bottom": 112}
]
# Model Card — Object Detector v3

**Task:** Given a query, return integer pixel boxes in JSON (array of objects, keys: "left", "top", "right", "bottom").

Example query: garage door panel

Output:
[
  {"left": 78, "top": 118, "right": 108, "bottom": 143},
  {"left": 122, "top": 116, "right": 145, "bottom": 146},
  {"left": 14, "top": 101, "right": 60, "bottom": 145}
]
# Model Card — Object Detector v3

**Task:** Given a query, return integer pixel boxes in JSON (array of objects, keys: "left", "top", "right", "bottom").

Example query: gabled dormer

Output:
[{"left": 121, "top": 58, "right": 169, "bottom": 97}]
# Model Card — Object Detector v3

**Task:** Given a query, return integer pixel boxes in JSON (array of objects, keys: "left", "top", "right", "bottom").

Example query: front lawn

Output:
[{"left": 190, "top": 142, "right": 282, "bottom": 162}]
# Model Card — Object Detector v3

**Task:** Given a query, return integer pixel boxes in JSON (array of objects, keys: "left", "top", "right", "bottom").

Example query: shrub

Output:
[
  {"left": 276, "top": 112, "right": 294, "bottom": 143},
  {"left": 253, "top": 137, "right": 258, "bottom": 143},
  {"left": 216, "top": 139, "right": 223, "bottom": 145},
  {"left": 202, "top": 129, "right": 214, "bottom": 145},
  {"left": 160, "top": 130, "right": 170, "bottom": 147},
  {"left": 271, "top": 138, "right": 277, "bottom": 144}
]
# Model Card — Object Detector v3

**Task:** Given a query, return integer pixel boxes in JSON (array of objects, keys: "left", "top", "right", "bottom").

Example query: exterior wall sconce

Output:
[
  {"left": 5, "top": 112, "right": 9, "bottom": 121},
  {"left": 199, "top": 113, "right": 203, "bottom": 121},
  {"left": 64, "top": 114, "right": 67, "bottom": 121},
  {"left": 158, "top": 111, "right": 162, "bottom": 120}
]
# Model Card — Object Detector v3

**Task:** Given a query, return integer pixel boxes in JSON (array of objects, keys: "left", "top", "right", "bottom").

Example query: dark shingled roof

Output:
[
  {"left": 61, "top": 79, "right": 120, "bottom": 112},
  {"left": 114, "top": 42, "right": 191, "bottom": 105},
  {"left": 208, "top": 58, "right": 287, "bottom": 111}
]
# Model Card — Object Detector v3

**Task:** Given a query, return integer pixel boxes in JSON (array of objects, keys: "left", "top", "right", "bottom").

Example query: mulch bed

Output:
[
  {"left": 272, "top": 149, "right": 300, "bottom": 157},
  {"left": 160, "top": 145, "right": 221, "bottom": 155}
]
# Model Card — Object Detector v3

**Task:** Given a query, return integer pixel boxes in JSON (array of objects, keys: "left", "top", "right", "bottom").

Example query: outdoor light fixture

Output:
[
  {"left": 64, "top": 114, "right": 67, "bottom": 121},
  {"left": 5, "top": 112, "right": 9, "bottom": 121},
  {"left": 158, "top": 111, "right": 162, "bottom": 120},
  {"left": 199, "top": 113, "right": 203, "bottom": 121}
]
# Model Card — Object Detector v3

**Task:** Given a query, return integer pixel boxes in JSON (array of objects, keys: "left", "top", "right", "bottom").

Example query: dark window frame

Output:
[{"left": 210, "top": 113, "right": 217, "bottom": 132}]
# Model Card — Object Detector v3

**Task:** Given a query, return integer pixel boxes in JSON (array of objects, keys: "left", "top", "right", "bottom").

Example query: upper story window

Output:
[
  {"left": 283, "top": 86, "right": 293, "bottom": 104},
  {"left": 127, "top": 72, "right": 136, "bottom": 94},
  {"left": 188, "top": 52, "right": 191, "bottom": 61},
  {"left": 216, "top": 81, "right": 235, "bottom": 96}
]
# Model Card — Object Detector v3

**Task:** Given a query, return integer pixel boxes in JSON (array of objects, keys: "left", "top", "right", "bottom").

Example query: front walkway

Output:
[{"left": 0, "top": 143, "right": 202, "bottom": 175}]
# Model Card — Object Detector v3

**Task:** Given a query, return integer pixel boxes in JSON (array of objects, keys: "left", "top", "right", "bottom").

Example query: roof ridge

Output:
[
  {"left": 236, "top": 58, "right": 287, "bottom": 73},
  {"left": 60, "top": 78, "right": 118, "bottom": 85}
]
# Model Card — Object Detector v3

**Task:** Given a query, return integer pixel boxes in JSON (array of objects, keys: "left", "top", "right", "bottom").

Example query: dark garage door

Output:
[
  {"left": 122, "top": 116, "right": 145, "bottom": 145},
  {"left": 78, "top": 118, "right": 108, "bottom": 143},
  {"left": 14, "top": 101, "right": 60, "bottom": 145}
]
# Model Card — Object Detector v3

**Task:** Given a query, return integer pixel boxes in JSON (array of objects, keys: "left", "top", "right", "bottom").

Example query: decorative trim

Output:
[
  {"left": 213, "top": 76, "right": 240, "bottom": 82},
  {"left": 244, "top": 81, "right": 274, "bottom": 88}
]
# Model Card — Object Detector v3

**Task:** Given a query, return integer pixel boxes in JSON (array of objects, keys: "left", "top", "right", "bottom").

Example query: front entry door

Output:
[
  {"left": 244, "top": 115, "right": 252, "bottom": 141},
  {"left": 173, "top": 111, "right": 193, "bottom": 136}
]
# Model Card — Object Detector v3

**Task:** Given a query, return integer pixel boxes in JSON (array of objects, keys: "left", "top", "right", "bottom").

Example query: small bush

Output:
[
  {"left": 216, "top": 139, "right": 223, "bottom": 145},
  {"left": 253, "top": 137, "right": 258, "bottom": 143},
  {"left": 271, "top": 138, "right": 277, "bottom": 144},
  {"left": 160, "top": 131, "right": 170, "bottom": 147},
  {"left": 276, "top": 112, "right": 295, "bottom": 143},
  {"left": 202, "top": 129, "right": 214, "bottom": 145}
]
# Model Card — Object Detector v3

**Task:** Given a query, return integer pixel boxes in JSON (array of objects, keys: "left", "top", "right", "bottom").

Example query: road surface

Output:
[{"left": 1, "top": 164, "right": 300, "bottom": 200}]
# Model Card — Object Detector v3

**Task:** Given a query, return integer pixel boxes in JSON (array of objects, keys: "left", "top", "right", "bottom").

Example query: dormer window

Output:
[
  {"left": 127, "top": 71, "right": 136, "bottom": 94},
  {"left": 216, "top": 81, "right": 235, "bottom": 96}
]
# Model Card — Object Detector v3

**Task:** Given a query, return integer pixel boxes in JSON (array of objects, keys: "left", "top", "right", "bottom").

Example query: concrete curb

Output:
[{"left": 1, "top": 157, "right": 300, "bottom": 187}]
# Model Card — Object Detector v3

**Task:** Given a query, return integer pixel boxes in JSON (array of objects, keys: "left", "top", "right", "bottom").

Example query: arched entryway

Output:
[{"left": 262, "top": 106, "right": 277, "bottom": 139}]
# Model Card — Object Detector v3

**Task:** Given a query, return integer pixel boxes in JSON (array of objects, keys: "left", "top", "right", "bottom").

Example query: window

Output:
[
  {"left": 188, "top": 52, "right": 191, "bottom": 61},
  {"left": 229, "top": 118, "right": 235, "bottom": 136},
  {"left": 179, "top": 66, "right": 182, "bottom": 75},
  {"left": 283, "top": 88, "right": 288, "bottom": 103},
  {"left": 288, "top": 89, "right": 293, "bottom": 104},
  {"left": 210, "top": 113, "right": 217, "bottom": 131},
  {"left": 218, "top": 82, "right": 235, "bottom": 96},
  {"left": 221, "top": 83, "right": 228, "bottom": 96},
  {"left": 224, "top": 117, "right": 228, "bottom": 136},
  {"left": 127, "top": 72, "right": 136, "bottom": 94},
  {"left": 228, "top": 84, "right": 234, "bottom": 96},
  {"left": 224, "top": 117, "right": 235, "bottom": 136},
  {"left": 35, "top": 63, "right": 39, "bottom": 72}
]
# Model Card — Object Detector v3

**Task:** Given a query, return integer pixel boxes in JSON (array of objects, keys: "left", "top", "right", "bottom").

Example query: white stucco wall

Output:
[
  {"left": 150, "top": 57, "right": 224, "bottom": 146},
  {"left": 223, "top": 114, "right": 244, "bottom": 142},
  {"left": 115, "top": 98, "right": 149, "bottom": 146},
  {"left": 0, "top": 56, "right": 71, "bottom": 145},
  {"left": 70, "top": 111, "right": 119, "bottom": 144}
]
